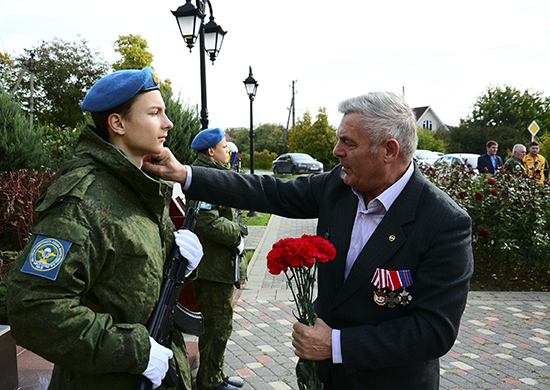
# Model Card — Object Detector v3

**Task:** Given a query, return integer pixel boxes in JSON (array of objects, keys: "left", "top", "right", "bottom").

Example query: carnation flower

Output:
[
  {"left": 475, "top": 193, "right": 483, "bottom": 200},
  {"left": 267, "top": 234, "right": 336, "bottom": 390},
  {"left": 488, "top": 178, "right": 496, "bottom": 185},
  {"left": 479, "top": 229, "right": 488, "bottom": 237},
  {"left": 491, "top": 189, "right": 498, "bottom": 196}
]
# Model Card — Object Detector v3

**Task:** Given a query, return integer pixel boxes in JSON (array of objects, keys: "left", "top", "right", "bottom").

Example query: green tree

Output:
[
  {"left": 451, "top": 85, "right": 550, "bottom": 157},
  {"left": 14, "top": 37, "right": 109, "bottom": 128},
  {"left": 0, "top": 91, "right": 47, "bottom": 171},
  {"left": 417, "top": 128, "right": 447, "bottom": 153},
  {"left": 288, "top": 110, "right": 312, "bottom": 152},
  {"left": 226, "top": 127, "right": 250, "bottom": 154},
  {"left": 112, "top": 34, "right": 154, "bottom": 71},
  {"left": 252, "top": 123, "right": 285, "bottom": 154},
  {"left": 40, "top": 122, "right": 82, "bottom": 171},
  {"left": 468, "top": 85, "right": 550, "bottom": 132},
  {"left": 0, "top": 51, "right": 18, "bottom": 94},
  {"left": 162, "top": 87, "right": 201, "bottom": 165},
  {"left": 288, "top": 108, "right": 338, "bottom": 168}
]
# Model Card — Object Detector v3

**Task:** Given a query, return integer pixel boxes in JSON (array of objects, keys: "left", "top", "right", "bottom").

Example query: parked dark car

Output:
[{"left": 272, "top": 153, "right": 324, "bottom": 174}]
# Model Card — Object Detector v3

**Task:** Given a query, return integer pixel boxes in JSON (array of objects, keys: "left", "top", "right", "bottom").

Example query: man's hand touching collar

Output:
[{"left": 142, "top": 147, "right": 188, "bottom": 183}]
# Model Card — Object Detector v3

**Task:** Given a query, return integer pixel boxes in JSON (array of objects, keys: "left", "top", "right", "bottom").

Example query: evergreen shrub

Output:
[{"left": 0, "top": 91, "right": 48, "bottom": 171}]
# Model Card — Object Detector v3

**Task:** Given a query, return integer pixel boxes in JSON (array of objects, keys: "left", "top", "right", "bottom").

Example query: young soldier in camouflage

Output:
[
  {"left": 7, "top": 67, "right": 203, "bottom": 390},
  {"left": 188, "top": 128, "right": 246, "bottom": 390}
]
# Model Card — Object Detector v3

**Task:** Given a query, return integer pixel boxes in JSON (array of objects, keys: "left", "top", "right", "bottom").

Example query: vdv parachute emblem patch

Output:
[{"left": 21, "top": 235, "right": 72, "bottom": 281}]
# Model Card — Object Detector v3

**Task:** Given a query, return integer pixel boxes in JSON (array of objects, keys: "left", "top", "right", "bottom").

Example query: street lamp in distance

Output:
[{"left": 243, "top": 66, "right": 259, "bottom": 217}]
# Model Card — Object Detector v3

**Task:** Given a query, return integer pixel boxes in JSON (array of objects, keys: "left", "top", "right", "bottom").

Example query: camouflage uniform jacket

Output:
[
  {"left": 503, "top": 155, "right": 525, "bottom": 173},
  {"left": 189, "top": 154, "right": 242, "bottom": 285},
  {"left": 7, "top": 126, "right": 190, "bottom": 390}
]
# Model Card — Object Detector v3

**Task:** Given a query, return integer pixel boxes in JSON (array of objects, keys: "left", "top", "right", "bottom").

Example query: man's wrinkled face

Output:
[
  {"left": 514, "top": 148, "right": 526, "bottom": 159},
  {"left": 333, "top": 113, "right": 387, "bottom": 194}
]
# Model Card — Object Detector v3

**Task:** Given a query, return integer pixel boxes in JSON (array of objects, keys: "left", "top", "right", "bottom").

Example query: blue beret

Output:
[
  {"left": 82, "top": 67, "right": 160, "bottom": 113},
  {"left": 191, "top": 128, "right": 225, "bottom": 150}
]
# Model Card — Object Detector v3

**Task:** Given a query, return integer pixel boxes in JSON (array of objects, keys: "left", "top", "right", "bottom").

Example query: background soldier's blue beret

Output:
[
  {"left": 81, "top": 67, "right": 160, "bottom": 113},
  {"left": 191, "top": 128, "right": 225, "bottom": 150}
]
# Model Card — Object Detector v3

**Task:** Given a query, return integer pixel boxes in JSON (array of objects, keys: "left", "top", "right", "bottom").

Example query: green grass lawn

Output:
[{"left": 240, "top": 212, "right": 271, "bottom": 226}]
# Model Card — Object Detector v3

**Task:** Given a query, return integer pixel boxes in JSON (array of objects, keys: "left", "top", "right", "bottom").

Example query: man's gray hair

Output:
[
  {"left": 512, "top": 143, "right": 526, "bottom": 153},
  {"left": 338, "top": 92, "right": 418, "bottom": 161}
]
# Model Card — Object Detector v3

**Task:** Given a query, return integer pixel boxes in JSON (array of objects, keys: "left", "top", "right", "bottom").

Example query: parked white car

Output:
[
  {"left": 434, "top": 153, "right": 480, "bottom": 174},
  {"left": 414, "top": 149, "right": 443, "bottom": 166}
]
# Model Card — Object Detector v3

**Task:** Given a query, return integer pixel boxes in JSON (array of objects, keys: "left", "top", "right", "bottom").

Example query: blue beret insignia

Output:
[
  {"left": 21, "top": 235, "right": 73, "bottom": 281},
  {"left": 191, "top": 127, "right": 225, "bottom": 150}
]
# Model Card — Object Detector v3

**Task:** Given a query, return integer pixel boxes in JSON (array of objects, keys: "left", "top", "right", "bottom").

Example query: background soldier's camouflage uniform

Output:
[{"left": 189, "top": 153, "right": 245, "bottom": 390}]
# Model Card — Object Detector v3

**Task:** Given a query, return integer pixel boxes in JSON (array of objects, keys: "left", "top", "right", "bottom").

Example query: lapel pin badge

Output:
[{"left": 389, "top": 235, "right": 395, "bottom": 242}]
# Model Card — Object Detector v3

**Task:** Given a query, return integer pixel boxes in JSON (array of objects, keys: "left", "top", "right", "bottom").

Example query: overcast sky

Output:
[{"left": 2, "top": 0, "right": 549, "bottom": 132}]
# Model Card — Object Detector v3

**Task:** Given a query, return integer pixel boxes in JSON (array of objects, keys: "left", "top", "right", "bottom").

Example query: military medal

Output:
[
  {"left": 398, "top": 290, "right": 412, "bottom": 306},
  {"left": 387, "top": 291, "right": 401, "bottom": 308},
  {"left": 374, "top": 289, "right": 387, "bottom": 306},
  {"left": 371, "top": 268, "right": 414, "bottom": 308}
]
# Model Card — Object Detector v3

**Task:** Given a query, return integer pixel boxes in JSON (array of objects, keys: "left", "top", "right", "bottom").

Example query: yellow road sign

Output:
[{"left": 528, "top": 120, "right": 540, "bottom": 136}]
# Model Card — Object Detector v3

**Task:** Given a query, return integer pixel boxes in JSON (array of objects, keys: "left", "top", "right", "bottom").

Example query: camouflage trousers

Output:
[{"left": 193, "top": 279, "right": 234, "bottom": 390}]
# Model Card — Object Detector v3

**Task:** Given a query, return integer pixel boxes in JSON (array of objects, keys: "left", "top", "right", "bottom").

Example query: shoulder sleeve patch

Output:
[
  {"left": 199, "top": 202, "right": 212, "bottom": 210},
  {"left": 21, "top": 235, "right": 73, "bottom": 281}
]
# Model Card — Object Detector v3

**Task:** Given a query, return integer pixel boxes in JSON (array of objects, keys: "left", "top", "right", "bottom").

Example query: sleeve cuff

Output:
[
  {"left": 332, "top": 329, "right": 343, "bottom": 364},
  {"left": 182, "top": 165, "right": 192, "bottom": 191}
]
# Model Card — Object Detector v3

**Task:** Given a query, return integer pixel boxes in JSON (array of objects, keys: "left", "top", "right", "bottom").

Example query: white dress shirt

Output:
[{"left": 332, "top": 162, "right": 414, "bottom": 363}]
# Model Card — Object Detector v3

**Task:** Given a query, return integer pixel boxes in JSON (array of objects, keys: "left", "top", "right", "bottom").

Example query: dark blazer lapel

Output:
[
  {"left": 323, "top": 188, "right": 358, "bottom": 294},
  {"left": 328, "top": 168, "right": 425, "bottom": 310}
]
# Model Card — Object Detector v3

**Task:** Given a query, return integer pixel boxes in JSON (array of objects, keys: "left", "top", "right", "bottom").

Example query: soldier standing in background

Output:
[
  {"left": 188, "top": 128, "right": 246, "bottom": 390},
  {"left": 503, "top": 144, "right": 527, "bottom": 173}
]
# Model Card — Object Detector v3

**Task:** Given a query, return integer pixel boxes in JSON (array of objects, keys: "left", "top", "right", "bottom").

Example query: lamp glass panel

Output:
[
  {"left": 204, "top": 32, "right": 217, "bottom": 53},
  {"left": 245, "top": 82, "right": 256, "bottom": 96},
  {"left": 177, "top": 15, "right": 199, "bottom": 39}
]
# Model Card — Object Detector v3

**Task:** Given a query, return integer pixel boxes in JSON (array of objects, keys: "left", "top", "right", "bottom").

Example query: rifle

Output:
[
  {"left": 234, "top": 209, "right": 248, "bottom": 289},
  {"left": 137, "top": 200, "right": 203, "bottom": 390}
]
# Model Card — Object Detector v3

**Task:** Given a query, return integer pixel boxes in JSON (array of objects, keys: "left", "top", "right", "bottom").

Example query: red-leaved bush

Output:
[{"left": 0, "top": 169, "right": 53, "bottom": 272}]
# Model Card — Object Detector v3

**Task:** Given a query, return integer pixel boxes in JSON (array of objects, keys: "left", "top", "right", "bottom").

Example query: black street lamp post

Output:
[
  {"left": 172, "top": 0, "right": 226, "bottom": 130},
  {"left": 243, "top": 66, "right": 259, "bottom": 217},
  {"left": 243, "top": 66, "right": 259, "bottom": 173}
]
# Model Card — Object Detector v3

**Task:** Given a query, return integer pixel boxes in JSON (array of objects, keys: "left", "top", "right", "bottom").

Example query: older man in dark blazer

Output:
[{"left": 143, "top": 92, "right": 474, "bottom": 390}]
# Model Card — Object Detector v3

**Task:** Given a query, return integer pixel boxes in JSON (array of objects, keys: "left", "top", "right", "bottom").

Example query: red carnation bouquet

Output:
[{"left": 267, "top": 234, "right": 336, "bottom": 390}]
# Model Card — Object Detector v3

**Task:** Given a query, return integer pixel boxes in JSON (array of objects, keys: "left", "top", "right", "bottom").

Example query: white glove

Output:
[
  {"left": 236, "top": 237, "right": 245, "bottom": 255},
  {"left": 174, "top": 229, "right": 203, "bottom": 277},
  {"left": 142, "top": 337, "right": 173, "bottom": 389}
]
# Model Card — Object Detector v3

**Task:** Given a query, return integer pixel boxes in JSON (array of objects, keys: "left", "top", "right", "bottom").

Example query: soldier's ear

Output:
[{"left": 108, "top": 113, "right": 125, "bottom": 136}]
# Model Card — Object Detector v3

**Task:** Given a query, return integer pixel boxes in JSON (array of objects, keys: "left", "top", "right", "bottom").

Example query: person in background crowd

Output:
[
  {"left": 7, "top": 67, "right": 203, "bottom": 390},
  {"left": 503, "top": 144, "right": 527, "bottom": 173},
  {"left": 477, "top": 140, "right": 503, "bottom": 175},
  {"left": 523, "top": 141, "right": 546, "bottom": 184},
  {"left": 142, "top": 91, "right": 474, "bottom": 390}
]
